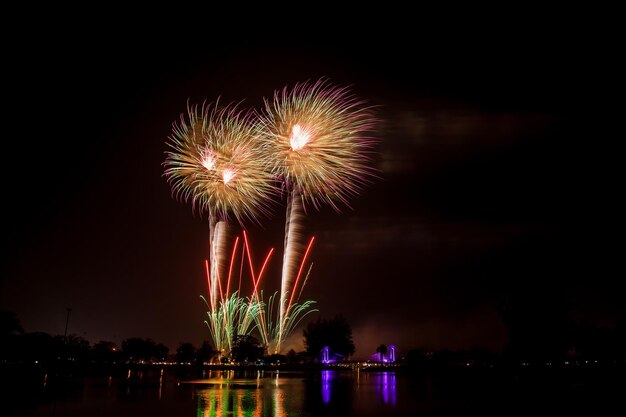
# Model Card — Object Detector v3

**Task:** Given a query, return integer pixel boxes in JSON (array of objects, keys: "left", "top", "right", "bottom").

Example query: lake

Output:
[{"left": 4, "top": 366, "right": 624, "bottom": 416}]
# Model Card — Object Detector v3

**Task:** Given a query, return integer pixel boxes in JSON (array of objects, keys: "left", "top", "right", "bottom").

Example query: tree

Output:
[
  {"left": 196, "top": 341, "right": 216, "bottom": 364},
  {"left": 303, "top": 315, "right": 355, "bottom": 360},
  {"left": 286, "top": 349, "right": 298, "bottom": 364},
  {"left": 155, "top": 343, "right": 169, "bottom": 361},
  {"left": 57, "top": 334, "right": 90, "bottom": 362},
  {"left": 0, "top": 310, "right": 24, "bottom": 360},
  {"left": 231, "top": 335, "right": 264, "bottom": 364},
  {"left": 121, "top": 337, "right": 158, "bottom": 363},
  {"left": 175, "top": 342, "right": 196, "bottom": 363},
  {"left": 498, "top": 291, "right": 572, "bottom": 364},
  {"left": 91, "top": 340, "right": 120, "bottom": 363},
  {"left": 14, "top": 332, "right": 61, "bottom": 364},
  {"left": 266, "top": 353, "right": 287, "bottom": 365},
  {"left": 376, "top": 344, "right": 388, "bottom": 362},
  {"left": 0, "top": 309, "right": 23, "bottom": 338},
  {"left": 405, "top": 348, "right": 429, "bottom": 369}
]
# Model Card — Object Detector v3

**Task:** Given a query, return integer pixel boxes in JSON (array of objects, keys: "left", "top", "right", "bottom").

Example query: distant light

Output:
[
  {"left": 290, "top": 124, "right": 311, "bottom": 151},
  {"left": 321, "top": 346, "right": 330, "bottom": 364}
]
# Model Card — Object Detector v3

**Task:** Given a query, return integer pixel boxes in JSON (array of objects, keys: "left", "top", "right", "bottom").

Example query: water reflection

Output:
[
  {"left": 197, "top": 387, "right": 263, "bottom": 417},
  {"left": 6, "top": 366, "right": 618, "bottom": 416},
  {"left": 158, "top": 368, "right": 164, "bottom": 400},
  {"left": 321, "top": 370, "right": 332, "bottom": 404},
  {"left": 196, "top": 372, "right": 289, "bottom": 417},
  {"left": 374, "top": 372, "right": 396, "bottom": 406},
  {"left": 320, "top": 371, "right": 396, "bottom": 409}
]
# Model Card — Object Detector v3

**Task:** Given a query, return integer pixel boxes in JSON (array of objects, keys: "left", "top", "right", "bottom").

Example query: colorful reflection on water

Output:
[
  {"left": 197, "top": 387, "right": 266, "bottom": 417},
  {"left": 321, "top": 370, "right": 332, "bottom": 404},
  {"left": 195, "top": 370, "right": 400, "bottom": 416},
  {"left": 195, "top": 371, "right": 289, "bottom": 417},
  {"left": 373, "top": 372, "right": 397, "bottom": 406},
  {"left": 6, "top": 366, "right": 619, "bottom": 416}
]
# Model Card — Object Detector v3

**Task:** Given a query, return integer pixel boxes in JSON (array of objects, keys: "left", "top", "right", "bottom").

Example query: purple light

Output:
[
  {"left": 377, "top": 372, "right": 397, "bottom": 406},
  {"left": 321, "top": 346, "right": 330, "bottom": 364},
  {"left": 321, "top": 370, "right": 332, "bottom": 404},
  {"left": 371, "top": 344, "right": 398, "bottom": 363},
  {"left": 388, "top": 345, "right": 396, "bottom": 363}
]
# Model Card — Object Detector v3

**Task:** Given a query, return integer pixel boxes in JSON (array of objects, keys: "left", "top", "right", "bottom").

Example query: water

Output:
[
  {"left": 193, "top": 370, "right": 404, "bottom": 416},
  {"left": 3, "top": 366, "right": 624, "bottom": 416}
]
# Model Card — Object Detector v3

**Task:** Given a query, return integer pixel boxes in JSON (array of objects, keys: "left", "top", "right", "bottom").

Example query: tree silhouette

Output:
[
  {"left": 231, "top": 335, "right": 264, "bottom": 363},
  {"left": 59, "top": 334, "right": 90, "bottom": 362},
  {"left": 175, "top": 342, "right": 196, "bottom": 363},
  {"left": 91, "top": 340, "right": 120, "bottom": 363},
  {"left": 121, "top": 338, "right": 159, "bottom": 362},
  {"left": 155, "top": 343, "right": 169, "bottom": 361},
  {"left": 376, "top": 344, "right": 388, "bottom": 362},
  {"left": 15, "top": 332, "right": 61, "bottom": 364},
  {"left": 286, "top": 349, "right": 298, "bottom": 364},
  {"left": 196, "top": 341, "right": 216, "bottom": 364},
  {"left": 498, "top": 290, "right": 572, "bottom": 364},
  {"left": 0, "top": 310, "right": 23, "bottom": 338},
  {"left": 303, "top": 315, "right": 355, "bottom": 359},
  {"left": 0, "top": 310, "right": 24, "bottom": 360}
]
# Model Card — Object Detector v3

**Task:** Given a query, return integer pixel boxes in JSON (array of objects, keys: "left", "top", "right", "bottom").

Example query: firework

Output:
[
  {"left": 199, "top": 230, "right": 316, "bottom": 357},
  {"left": 163, "top": 80, "right": 374, "bottom": 356},
  {"left": 259, "top": 78, "right": 377, "bottom": 211},
  {"left": 164, "top": 101, "right": 275, "bottom": 345},
  {"left": 199, "top": 231, "right": 274, "bottom": 355},
  {"left": 164, "top": 101, "right": 275, "bottom": 224},
  {"left": 259, "top": 79, "right": 377, "bottom": 352},
  {"left": 253, "top": 290, "right": 318, "bottom": 355},
  {"left": 240, "top": 231, "right": 317, "bottom": 354}
]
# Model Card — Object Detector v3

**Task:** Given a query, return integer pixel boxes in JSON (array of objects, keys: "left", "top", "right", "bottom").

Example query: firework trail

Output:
[
  {"left": 164, "top": 101, "right": 274, "bottom": 354},
  {"left": 279, "top": 192, "right": 307, "bottom": 338},
  {"left": 199, "top": 229, "right": 316, "bottom": 357},
  {"left": 200, "top": 232, "right": 274, "bottom": 355},
  {"left": 259, "top": 78, "right": 378, "bottom": 352}
]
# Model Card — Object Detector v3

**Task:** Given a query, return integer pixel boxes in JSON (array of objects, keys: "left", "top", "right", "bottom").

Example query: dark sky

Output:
[{"left": 2, "top": 17, "right": 621, "bottom": 358}]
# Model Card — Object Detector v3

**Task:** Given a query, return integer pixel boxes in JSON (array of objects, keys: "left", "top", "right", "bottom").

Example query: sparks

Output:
[
  {"left": 259, "top": 78, "right": 378, "bottom": 211},
  {"left": 163, "top": 100, "right": 276, "bottom": 225},
  {"left": 200, "top": 230, "right": 317, "bottom": 357}
]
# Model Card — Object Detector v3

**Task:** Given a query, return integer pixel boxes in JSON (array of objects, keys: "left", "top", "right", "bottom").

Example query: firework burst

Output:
[
  {"left": 259, "top": 79, "right": 378, "bottom": 352},
  {"left": 163, "top": 100, "right": 275, "bottom": 224},
  {"left": 259, "top": 78, "right": 378, "bottom": 211}
]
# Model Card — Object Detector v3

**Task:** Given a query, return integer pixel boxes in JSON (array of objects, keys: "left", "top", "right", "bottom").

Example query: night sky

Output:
[{"left": 2, "top": 18, "right": 621, "bottom": 358}]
